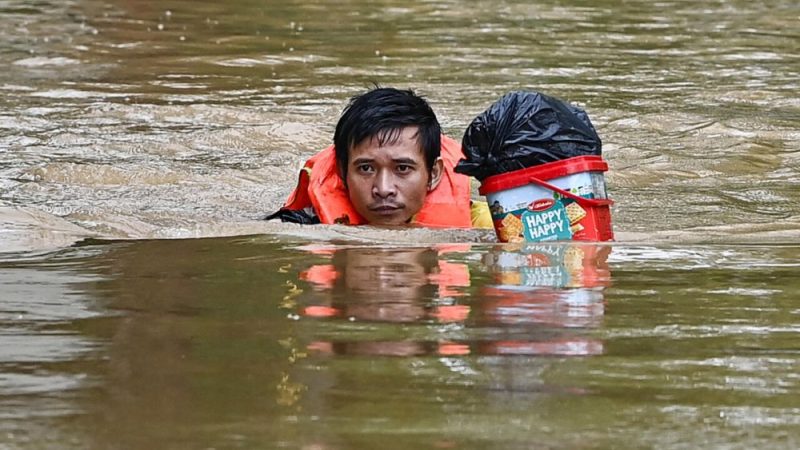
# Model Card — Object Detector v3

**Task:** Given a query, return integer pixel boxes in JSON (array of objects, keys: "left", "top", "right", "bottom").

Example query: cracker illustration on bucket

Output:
[{"left": 456, "top": 91, "right": 614, "bottom": 242}]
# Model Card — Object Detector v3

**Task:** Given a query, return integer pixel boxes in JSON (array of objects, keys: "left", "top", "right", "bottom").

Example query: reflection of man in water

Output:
[
  {"left": 302, "top": 246, "right": 471, "bottom": 356},
  {"left": 331, "top": 247, "right": 440, "bottom": 322}
]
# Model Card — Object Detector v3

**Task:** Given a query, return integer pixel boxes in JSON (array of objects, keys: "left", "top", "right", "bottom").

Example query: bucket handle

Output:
[{"left": 528, "top": 176, "right": 613, "bottom": 207}]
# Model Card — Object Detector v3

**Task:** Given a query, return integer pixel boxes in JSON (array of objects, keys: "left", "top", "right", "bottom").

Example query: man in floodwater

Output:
[{"left": 267, "top": 87, "right": 491, "bottom": 228}]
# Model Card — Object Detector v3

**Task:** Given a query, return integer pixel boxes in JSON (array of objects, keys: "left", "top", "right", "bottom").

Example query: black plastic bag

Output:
[{"left": 455, "top": 91, "right": 602, "bottom": 180}]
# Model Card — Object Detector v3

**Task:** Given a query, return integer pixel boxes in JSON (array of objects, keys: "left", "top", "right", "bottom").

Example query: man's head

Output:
[{"left": 333, "top": 88, "right": 444, "bottom": 226}]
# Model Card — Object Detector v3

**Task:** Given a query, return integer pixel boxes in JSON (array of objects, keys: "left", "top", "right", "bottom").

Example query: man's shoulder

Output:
[{"left": 439, "top": 135, "right": 464, "bottom": 168}]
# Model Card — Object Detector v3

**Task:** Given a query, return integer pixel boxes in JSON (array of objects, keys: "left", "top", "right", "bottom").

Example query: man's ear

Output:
[
  {"left": 427, "top": 158, "right": 444, "bottom": 191},
  {"left": 338, "top": 165, "right": 348, "bottom": 189}
]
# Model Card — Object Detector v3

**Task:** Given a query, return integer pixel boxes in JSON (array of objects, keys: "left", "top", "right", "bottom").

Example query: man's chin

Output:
[
  {"left": 366, "top": 213, "right": 412, "bottom": 227},
  {"left": 368, "top": 219, "right": 410, "bottom": 227}
]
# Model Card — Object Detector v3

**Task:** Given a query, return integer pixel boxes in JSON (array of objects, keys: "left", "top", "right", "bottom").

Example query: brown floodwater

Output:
[
  {"left": 1, "top": 0, "right": 799, "bottom": 448},
  {"left": 2, "top": 238, "right": 800, "bottom": 449}
]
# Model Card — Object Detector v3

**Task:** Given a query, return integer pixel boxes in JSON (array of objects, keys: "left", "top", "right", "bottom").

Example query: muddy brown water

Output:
[{"left": 1, "top": 0, "right": 799, "bottom": 448}]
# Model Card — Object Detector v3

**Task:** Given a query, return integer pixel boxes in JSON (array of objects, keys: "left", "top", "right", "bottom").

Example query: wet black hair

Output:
[{"left": 333, "top": 87, "right": 441, "bottom": 183}]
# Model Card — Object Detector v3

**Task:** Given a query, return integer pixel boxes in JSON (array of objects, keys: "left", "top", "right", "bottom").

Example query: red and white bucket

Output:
[{"left": 479, "top": 156, "right": 614, "bottom": 243}]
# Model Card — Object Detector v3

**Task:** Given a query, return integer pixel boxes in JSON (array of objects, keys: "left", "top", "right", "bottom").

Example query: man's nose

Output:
[{"left": 372, "top": 170, "right": 397, "bottom": 198}]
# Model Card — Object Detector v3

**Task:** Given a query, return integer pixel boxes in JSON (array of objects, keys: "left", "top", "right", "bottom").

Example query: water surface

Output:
[
  {"left": 1, "top": 0, "right": 798, "bottom": 245},
  {"left": 1, "top": 0, "right": 799, "bottom": 448},
  {"left": 2, "top": 238, "right": 799, "bottom": 448}
]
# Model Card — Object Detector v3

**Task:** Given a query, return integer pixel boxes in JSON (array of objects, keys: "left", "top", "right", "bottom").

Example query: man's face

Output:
[{"left": 345, "top": 126, "right": 442, "bottom": 226}]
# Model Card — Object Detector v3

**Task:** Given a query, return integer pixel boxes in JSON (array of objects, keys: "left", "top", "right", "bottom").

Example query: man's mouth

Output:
[{"left": 369, "top": 204, "right": 403, "bottom": 215}]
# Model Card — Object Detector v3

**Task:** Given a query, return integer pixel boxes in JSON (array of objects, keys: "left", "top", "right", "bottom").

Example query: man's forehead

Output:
[
  {"left": 350, "top": 129, "right": 425, "bottom": 160},
  {"left": 354, "top": 126, "right": 422, "bottom": 149}
]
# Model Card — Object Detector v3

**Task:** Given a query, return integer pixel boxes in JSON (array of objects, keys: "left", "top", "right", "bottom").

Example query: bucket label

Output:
[{"left": 521, "top": 200, "right": 573, "bottom": 242}]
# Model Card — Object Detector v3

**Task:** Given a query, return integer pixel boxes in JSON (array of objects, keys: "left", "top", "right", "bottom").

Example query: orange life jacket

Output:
[{"left": 280, "top": 135, "right": 473, "bottom": 228}]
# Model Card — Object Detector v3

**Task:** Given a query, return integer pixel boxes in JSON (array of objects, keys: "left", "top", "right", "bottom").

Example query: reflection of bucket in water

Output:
[
  {"left": 479, "top": 338, "right": 604, "bottom": 356},
  {"left": 480, "top": 243, "right": 611, "bottom": 328},
  {"left": 479, "top": 242, "right": 612, "bottom": 328},
  {"left": 479, "top": 285, "right": 605, "bottom": 328},
  {"left": 479, "top": 156, "right": 614, "bottom": 243},
  {"left": 484, "top": 243, "right": 611, "bottom": 289}
]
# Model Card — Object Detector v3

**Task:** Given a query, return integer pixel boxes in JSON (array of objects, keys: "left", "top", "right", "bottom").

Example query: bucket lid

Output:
[{"left": 479, "top": 156, "right": 608, "bottom": 195}]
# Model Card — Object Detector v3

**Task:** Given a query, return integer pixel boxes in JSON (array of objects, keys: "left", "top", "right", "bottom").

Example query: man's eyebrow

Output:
[
  {"left": 351, "top": 157, "right": 374, "bottom": 165},
  {"left": 392, "top": 157, "right": 418, "bottom": 165}
]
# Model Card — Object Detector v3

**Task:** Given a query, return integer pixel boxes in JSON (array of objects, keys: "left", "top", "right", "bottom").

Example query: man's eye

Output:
[
  {"left": 357, "top": 164, "right": 374, "bottom": 173},
  {"left": 396, "top": 164, "right": 413, "bottom": 173}
]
